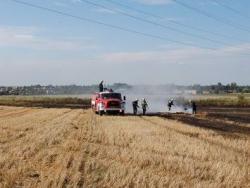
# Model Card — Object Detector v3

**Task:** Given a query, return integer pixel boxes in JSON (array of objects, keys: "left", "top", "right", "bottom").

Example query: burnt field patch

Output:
[
  {"left": 159, "top": 113, "right": 250, "bottom": 137},
  {"left": 199, "top": 106, "right": 250, "bottom": 124},
  {"left": 205, "top": 112, "right": 250, "bottom": 124},
  {"left": 153, "top": 106, "right": 250, "bottom": 140}
]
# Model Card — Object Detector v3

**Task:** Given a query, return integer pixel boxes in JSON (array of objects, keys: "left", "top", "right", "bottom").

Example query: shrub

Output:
[{"left": 238, "top": 93, "right": 246, "bottom": 106}]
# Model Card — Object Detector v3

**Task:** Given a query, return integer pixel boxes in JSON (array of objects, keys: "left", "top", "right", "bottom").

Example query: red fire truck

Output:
[{"left": 91, "top": 91, "right": 126, "bottom": 115}]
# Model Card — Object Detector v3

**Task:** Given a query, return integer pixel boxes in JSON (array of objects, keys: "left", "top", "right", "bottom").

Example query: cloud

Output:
[
  {"left": 1, "top": 42, "right": 249, "bottom": 85},
  {"left": 134, "top": 0, "right": 172, "bottom": 5},
  {"left": 94, "top": 8, "right": 117, "bottom": 14},
  {"left": 54, "top": 1, "right": 68, "bottom": 7},
  {"left": 71, "top": 0, "right": 82, "bottom": 3},
  {"left": 0, "top": 26, "right": 96, "bottom": 50},
  {"left": 102, "top": 44, "right": 250, "bottom": 64}
]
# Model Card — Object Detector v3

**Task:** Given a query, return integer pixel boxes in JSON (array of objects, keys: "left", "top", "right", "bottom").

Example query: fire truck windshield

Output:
[{"left": 101, "top": 93, "right": 121, "bottom": 100}]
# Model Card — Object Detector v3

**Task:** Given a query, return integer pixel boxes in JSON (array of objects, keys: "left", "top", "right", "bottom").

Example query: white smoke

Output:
[{"left": 117, "top": 85, "right": 193, "bottom": 114}]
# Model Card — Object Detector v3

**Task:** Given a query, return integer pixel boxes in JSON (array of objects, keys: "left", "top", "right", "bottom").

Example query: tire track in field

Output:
[
  {"left": 0, "top": 109, "right": 73, "bottom": 146},
  {"left": 0, "top": 108, "right": 32, "bottom": 118},
  {"left": 0, "top": 106, "right": 24, "bottom": 115},
  {"left": 54, "top": 125, "right": 83, "bottom": 187},
  {"left": 35, "top": 110, "right": 88, "bottom": 188},
  {"left": 10, "top": 109, "right": 75, "bottom": 152},
  {"left": 50, "top": 110, "right": 95, "bottom": 188},
  {"left": 0, "top": 109, "right": 83, "bottom": 188},
  {"left": 0, "top": 110, "right": 72, "bottom": 153},
  {"left": 68, "top": 114, "right": 196, "bottom": 187}
]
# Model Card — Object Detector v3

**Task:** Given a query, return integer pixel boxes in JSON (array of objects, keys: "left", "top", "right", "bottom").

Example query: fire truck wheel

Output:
[{"left": 99, "top": 110, "right": 104, "bottom": 116}]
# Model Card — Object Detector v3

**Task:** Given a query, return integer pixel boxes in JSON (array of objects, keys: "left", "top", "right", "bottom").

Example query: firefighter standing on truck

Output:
[
  {"left": 141, "top": 98, "right": 148, "bottom": 115},
  {"left": 132, "top": 99, "right": 139, "bottom": 115},
  {"left": 99, "top": 80, "right": 104, "bottom": 92}
]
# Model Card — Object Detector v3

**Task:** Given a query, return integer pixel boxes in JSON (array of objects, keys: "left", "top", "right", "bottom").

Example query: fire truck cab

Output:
[{"left": 91, "top": 91, "right": 125, "bottom": 115}]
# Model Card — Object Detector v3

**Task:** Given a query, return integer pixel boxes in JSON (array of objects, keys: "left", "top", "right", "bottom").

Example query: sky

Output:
[{"left": 0, "top": 0, "right": 250, "bottom": 86}]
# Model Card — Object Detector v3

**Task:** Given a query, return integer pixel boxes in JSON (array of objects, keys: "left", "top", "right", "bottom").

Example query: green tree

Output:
[{"left": 230, "top": 82, "right": 237, "bottom": 92}]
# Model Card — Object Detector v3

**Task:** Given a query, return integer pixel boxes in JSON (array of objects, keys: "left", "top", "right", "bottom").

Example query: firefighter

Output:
[
  {"left": 99, "top": 80, "right": 104, "bottom": 92},
  {"left": 192, "top": 101, "right": 197, "bottom": 114},
  {"left": 141, "top": 98, "right": 148, "bottom": 115},
  {"left": 168, "top": 99, "right": 174, "bottom": 111},
  {"left": 132, "top": 99, "right": 139, "bottom": 115}
]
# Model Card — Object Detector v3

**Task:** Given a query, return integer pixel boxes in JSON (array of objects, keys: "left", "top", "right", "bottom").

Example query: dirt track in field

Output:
[{"left": 0, "top": 106, "right": 249, "bottom": 187}]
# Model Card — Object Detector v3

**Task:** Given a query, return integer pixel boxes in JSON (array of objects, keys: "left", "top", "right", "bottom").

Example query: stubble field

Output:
[{"left": 0, "top": 106, "right": 249, "bottom": 187}]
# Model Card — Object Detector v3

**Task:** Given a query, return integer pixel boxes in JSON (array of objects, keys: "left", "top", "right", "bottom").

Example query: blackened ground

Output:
[
  {"left": 198, "top": 106, "right": 250, "bottom": 124},
  {"left": 129, "top": 106, "right": 250, "bottom": 140}
]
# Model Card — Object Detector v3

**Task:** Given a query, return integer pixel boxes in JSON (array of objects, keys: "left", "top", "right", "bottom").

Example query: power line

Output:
[
  {"left": 9, "top": 0, "right": 214, "bottom": 49},
  {"left": 212, "top": 0, "right": 250, "bottom": 20},
  {"left": 172, "top": 0, "right": 250, "bottom": 34},
  {"left": 80, "top": 0, "right": 230, "bottom": 46},
  {"left": 8, "top": 0, "right": 250, "bottom": 56},
  {"left": 103, "top": 0, "right": 246, "bottom": 43}
]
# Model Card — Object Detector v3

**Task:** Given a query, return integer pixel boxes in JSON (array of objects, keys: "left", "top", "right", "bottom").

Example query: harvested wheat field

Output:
[{"left": 0, "top": 106, "right": 249, "bottom": 187}]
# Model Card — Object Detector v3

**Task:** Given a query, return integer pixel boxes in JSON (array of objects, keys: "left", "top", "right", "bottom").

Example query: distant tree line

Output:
[
  {"left": 0, "top": 82, "right": 249, "bottom": 96},
  {"left": 0, "top": 83, "right": 132, "bottom": 96},
  {"left": 188, "top": 82, "right": 250, "bottom": 94}
]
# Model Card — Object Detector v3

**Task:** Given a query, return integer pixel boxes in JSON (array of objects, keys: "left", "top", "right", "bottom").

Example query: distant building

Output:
[
  {"left": 184, "top": 90, "right": 197, "bottom": 95},
  {"left": 202, "top": 91, "right": 210, "bottom": 95}
]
